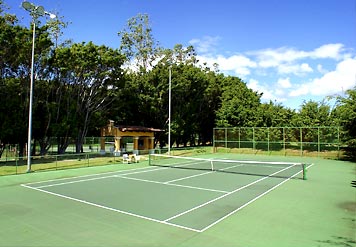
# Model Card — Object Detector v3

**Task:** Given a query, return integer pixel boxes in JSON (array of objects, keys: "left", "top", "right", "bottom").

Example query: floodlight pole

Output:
[
  {"left": 168, "top": 66, "right": 172, "bottom": 155},
  {"left": 26, "top": 19, "right": 36, "bottom": 173},
  {"left": 22, "top": 1, "right": 56, "bottom": 173}
]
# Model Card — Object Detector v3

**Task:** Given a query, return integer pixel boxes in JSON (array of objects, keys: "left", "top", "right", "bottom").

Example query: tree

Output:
[
  {"left": 167, "top": 63, "right": 209, "bottom": 146},
  {"left": 216, "top": 76, "right": 262, "bottom": 127},
  {"left": 293, "top": 100, "right": 331, "bottom": 127},
  {"left": 148, "top": 46, "right": 217, "bottom": 147},
  {"left": 52, "top": 42, "right": 125, "bottom": 153},
  {"left": 0, "top": 8, "right": 54, "bottom": 157},
  {"left": 257, "top": 101, "right": 296, "bottom": 127},
  {"left": 334, "top": 86, "right": 356, "bottom": 159},
  {"left": 196, "top": 70, "right": 223, "bottom": 145},
  {"left": 118, "top": 13, "right": 161, "bottom": 72}
]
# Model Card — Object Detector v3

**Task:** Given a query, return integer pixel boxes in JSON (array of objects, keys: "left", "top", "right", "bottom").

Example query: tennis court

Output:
[
  {"left": 1, "top": 153, "right": 355, "bottom": 247},
  {"left": 21, "top": 154, "right": 308, "bottom": 232}
]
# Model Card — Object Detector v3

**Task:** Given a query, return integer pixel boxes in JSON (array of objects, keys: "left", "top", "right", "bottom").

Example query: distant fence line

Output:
[
  {"left": 0, "top": 152, "right": 122, "bottom": 176},
  {"left": 0, "top": 127, "right": 344, "bottom": 176},
  {"left": 1, "top": 136, "right": 208, "bottom": 161},
  {"left": 0, "top": 146, "right": 211, "bottom": 176},
  {"left": 213, "top": 126, "right": 342, "bottom": 158},
  {"left": 0, "top": 136, "right": 128, "bottom": 159}
]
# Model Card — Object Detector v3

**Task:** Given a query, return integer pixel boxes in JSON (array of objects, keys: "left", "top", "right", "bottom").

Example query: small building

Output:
[{"left": 100, "top": 120, "right": 163, "bottom": 155}]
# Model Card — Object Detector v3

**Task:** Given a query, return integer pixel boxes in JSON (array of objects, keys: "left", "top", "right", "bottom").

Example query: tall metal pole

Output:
[
  {"left": 22, "top": 1, "right": 56, "bottom": 173},
  {"left": 168, "top": 66, "right": 171, "bottom": 155},
  {"left": 26, "top": 21, "right": 36, "bottom": 173}
]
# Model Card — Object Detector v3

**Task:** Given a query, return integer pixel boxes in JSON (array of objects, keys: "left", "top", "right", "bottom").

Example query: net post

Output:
[
  {"left": 210, "top": 160, "right": 214, "bottom": 171},
  {"left": 148, "top": 154, "right": 152, "bottom": 166},
  {"left": 302, "top": 163, "right": 307, "bottom": 180}
]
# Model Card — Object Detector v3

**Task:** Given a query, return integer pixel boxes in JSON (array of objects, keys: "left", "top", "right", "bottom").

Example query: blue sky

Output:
[{"left": 6, "top": 0, "right": 356, "bottom": 110}]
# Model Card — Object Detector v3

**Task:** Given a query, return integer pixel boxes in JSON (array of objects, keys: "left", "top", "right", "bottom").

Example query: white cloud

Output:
[
  {"left": 247, "top": 79, "right": 272, "bottom": 100},
  {"left": 198, "top": 50, "right": 314, "bottom": 78},
  {"left": 247, "top": 79, "right": 287, "bottom": 102},
  {"left": 311, "top": 43, "right": 345, "bottom": 60},
  {"left": 289, "top": 57, "right": 356, "bottom": 97},
  {"left": 252, "top": 44, "right": 346, "bottom": 67},
  {"left": 248, "top": 44, "right": 347, "bottom": 77},
  {"left": 189, "top": 36, "right": 221, "bottom": 54},
  {"left": 277, "top": 78, "right": 292, "bottom": 88},
  {"left": 191, "top": 39, "right": 351, "bottom": 79},
  {"left": 247, "top": 56, "right": 356, "bottom": 105},
  {"left": 190, "top": 39, "right": 355, "bottom": 108},
  {"left": 317, "top": 64, "right": 328, "bottom": 74},
  {"left": 198, "top": 54, "right": 257, "bottom": 77},
  {"left": 289, "top": 85, "right": 310, "bottom": 97},
  {"left": 277, "top": 63, "right": 313, "bottom": 75},
  {"left": 252, "top": 47, "right": 309, "bottom": 67},
  {"left": 247, "top": 78, "right": 259, "bottom": 90}
]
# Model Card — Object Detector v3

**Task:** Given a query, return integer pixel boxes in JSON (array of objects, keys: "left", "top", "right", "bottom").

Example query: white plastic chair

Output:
[
  {"left": 132, "top": 154, "right": 140, "bottom": 163},
  {"left": 122, "top": 154, "right": 130, "bottom": 164}
]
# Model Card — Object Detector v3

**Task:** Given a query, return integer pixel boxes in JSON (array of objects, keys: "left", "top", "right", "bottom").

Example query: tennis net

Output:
[{"left": 149, "top": 154, "right": 307, "bottom": 180}]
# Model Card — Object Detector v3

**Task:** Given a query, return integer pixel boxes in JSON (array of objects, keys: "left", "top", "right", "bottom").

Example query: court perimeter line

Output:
[
  {"left": 115, "top": 175, "right": 229, "bottom": 194},
  {"left": 28, "top": 166, "right": 200, "bottom": 189},
  {"left": 200, "top": 163, "right": 315, "bottom": 232},
  {"left": 163, "top": 163, "right": 300, "bottom": 223},
  {"left": 20, "top": 162, "right": 313, "bottom": 233},
  {"left": 23, "top": 165, "right": 161, "bottom": 187},
  {"left": 20, "top": 183, "right": 201, "bottom": 233},
  {"left": 34, "top": 175, "right": 118, "bottom": 189}
]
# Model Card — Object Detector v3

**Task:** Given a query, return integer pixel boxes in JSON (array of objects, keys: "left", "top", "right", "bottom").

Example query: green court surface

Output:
[{"left": 0, "top": 154, "right": 355, "bottom": 247}]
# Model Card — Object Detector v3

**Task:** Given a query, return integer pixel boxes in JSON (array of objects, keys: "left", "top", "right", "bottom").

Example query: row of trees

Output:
[{"left": 0, "top": 1, "right": 355, "bottom": 159}]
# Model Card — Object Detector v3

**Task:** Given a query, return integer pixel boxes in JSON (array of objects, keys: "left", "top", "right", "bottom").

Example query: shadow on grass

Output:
[
  {"left": 317, "top": 236, "right": 356, "bottom": 247},
  {"left": 340, "top": 147, "right": 356, "bottom": 162}
]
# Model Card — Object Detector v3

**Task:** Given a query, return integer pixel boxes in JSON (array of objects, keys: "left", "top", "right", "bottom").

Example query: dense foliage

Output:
[{"left": 0, "top": 2, "right": 355, "bottom": 159}]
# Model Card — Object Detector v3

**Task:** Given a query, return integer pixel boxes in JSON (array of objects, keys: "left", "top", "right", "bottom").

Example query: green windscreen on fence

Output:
[{"left": 213, "top": 126, "right": 340, "bottom": 158}]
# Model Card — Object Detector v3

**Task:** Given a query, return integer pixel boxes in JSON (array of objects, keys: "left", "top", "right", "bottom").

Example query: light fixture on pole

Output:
[{"left": 22, "top": 1, "right": 56, "bottom": 173}]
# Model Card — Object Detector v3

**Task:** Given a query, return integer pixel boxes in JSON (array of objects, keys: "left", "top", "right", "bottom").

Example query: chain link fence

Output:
[
  {"left": 0, "top": 136, "right": 123, "bottom": 159},
  {"left": 213, "top": 127, "right": 341, "bottom": 158}
]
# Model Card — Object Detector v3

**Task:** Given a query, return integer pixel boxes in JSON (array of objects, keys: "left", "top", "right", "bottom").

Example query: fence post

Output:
[
  {"left": 267, "top": 128, "right": 270, "bottom": 153},
  {"left": 238, "top": 128, "right": 241, "bottom": 149},
  {"left": 225, "top": 128, "right": 227, "bottom": 148},
  {"left": 318, "top": 127, "right": 320, "bottom": 157},
  {"left": 15, "top": 156, "right": 18, "bottom": 175},
  {"left": 283, "top": 127, "right": 286, "bottom": 156},
  {"left": 300, "top": 127, "right": 303, "bottom": 156},
  {"left": 213, "top": 128, "right": 215, "bottom": 152},
  {"left": 252, "top": 127, "right": 255, "bottom": 150},
  {"left": 337, "top": 126, "right": 340, "bottom": 159}
]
